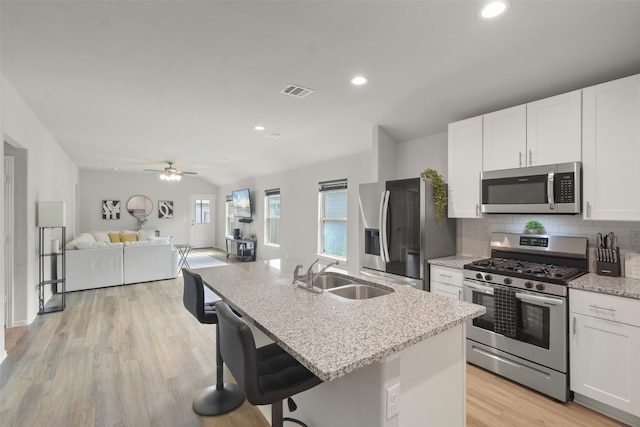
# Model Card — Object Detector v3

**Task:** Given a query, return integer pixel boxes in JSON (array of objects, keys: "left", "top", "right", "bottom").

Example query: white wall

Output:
[
  {"left": 215, "top": 150, "right": 373, "bottom": 274},
  {"left": 373, "top": 125, "right": 398, "bottom": 183},
  {"left": 1, "top": 52, "right": 5, "bottom": 363},
  {"left": 79, "top": 170, "right": 217, "bottom": 244},
  {"left": 395, "top": 132, "right": 448, "bottom": 180},
  {"left": 1, "top": 75, "right": 79, "bottom": 326}
]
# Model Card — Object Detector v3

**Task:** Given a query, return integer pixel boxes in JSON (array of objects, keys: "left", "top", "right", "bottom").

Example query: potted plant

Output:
[
  {"left": 421, "top": 168, "right": 447, "bottom": 223},
  {"left": 136, "top": 217, "right": 148, "bottom": 230},
  {"left": 525, "top": 220, "right": 544, "bottom": 234}
]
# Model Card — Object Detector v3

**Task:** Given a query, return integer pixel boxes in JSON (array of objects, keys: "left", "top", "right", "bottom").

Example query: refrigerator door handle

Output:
[{"left": 380, "top": 190, "right": 390, "bottom": 263}]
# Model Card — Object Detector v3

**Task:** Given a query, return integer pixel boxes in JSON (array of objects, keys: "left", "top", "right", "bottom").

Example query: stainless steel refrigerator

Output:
[{"left": 359, "top": 177, "right": 456, "bottom": 290}]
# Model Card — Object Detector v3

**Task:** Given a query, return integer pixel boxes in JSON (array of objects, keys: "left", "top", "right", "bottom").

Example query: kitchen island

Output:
[{"left": 197, "top": 259, "right": 484, "bottom": 426}]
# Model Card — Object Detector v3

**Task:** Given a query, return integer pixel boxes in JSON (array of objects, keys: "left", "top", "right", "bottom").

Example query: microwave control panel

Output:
[{"left": 556, "top": 172, "right": 575, "bottom": 203}]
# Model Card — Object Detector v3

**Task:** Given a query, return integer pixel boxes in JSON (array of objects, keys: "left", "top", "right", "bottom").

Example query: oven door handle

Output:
[
  {"left": 464, "top": 282, "right": 494, "bottom": 295},
  {"left": 515, "top": 292, "right": 564, "bottom": 306}
]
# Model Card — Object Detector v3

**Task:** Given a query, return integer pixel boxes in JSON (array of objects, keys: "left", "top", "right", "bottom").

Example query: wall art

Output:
[
  {"left": 102, "top": 200, "right": 121, "bottom": 220},
  {"left": 158, "top": 200, "right": 174, "bottom": 219}
]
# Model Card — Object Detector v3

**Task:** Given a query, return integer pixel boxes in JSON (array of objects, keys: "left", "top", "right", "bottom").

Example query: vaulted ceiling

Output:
[{"left": 3, "top": 1, "right": 640, "bottom": 186}]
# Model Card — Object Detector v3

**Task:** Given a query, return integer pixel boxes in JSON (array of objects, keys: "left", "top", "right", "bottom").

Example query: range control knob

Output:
[
  {"left": 525, "top": 281, "right": 534, "bottom": 289},
  {"left": 484, "top": 274, "right": 493, "bottom": 282},
  {"left": 503, "top": 278, "right": 512, "bottom": 285},
  {"left": 476, "top": 273, "right": 483, "bottom": 280},
  {"left": 536, "top": 283, "right": 545, "bottom": 291}
]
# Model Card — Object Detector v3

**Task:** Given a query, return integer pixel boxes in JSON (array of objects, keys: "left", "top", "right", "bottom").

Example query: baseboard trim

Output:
[{"left": 573, "top": 392, "right": 640, "bottom": 426}]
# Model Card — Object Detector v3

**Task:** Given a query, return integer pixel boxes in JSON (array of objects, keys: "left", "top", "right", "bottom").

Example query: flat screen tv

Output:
[{"left": 232, "top": 188, "right": 252, "bottom": 218}]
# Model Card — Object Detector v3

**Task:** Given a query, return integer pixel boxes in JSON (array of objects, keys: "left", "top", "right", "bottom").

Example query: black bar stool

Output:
[
  {"left": 215, "top": 300, "right": 323, "bottom": 427},
  {"left": 182, "top": 268, "right": 245, "bottom": 415}
]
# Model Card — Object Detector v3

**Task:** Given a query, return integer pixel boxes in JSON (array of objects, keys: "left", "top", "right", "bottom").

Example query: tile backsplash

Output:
[{"left": 459, "top": 215, "right": 640, "bottom": 273}]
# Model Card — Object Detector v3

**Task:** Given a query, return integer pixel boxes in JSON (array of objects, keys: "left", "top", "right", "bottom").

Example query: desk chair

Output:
[
  {"left": 182, "top": 269, "right": 245, "bottom": 415},
  {"left": 215, "top": 300, "right": 323, "bottom": 427}
]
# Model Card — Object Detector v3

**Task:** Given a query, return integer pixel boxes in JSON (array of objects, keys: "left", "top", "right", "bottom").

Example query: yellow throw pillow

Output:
[
  {"left": 108, "top": 232, "right": 121, "bottom": 243},
  {"left": 120, "top": 233, "right": 137, "bottom": 242}
]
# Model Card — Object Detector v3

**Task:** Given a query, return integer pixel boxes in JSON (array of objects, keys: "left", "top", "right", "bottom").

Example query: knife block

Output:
[{"left": 596, "top": 248, "right": 621, "bottom": 277}]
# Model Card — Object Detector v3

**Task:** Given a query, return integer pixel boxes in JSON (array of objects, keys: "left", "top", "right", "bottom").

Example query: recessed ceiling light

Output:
[
  {"left": 351, "top": 76, "right": 368, "bottom": 86},
  {"left": 479, "top": 0, "right": 509, "bottom": 19},
  {"left": 254, "top": 125, "right": 265, "bottom": 131}
]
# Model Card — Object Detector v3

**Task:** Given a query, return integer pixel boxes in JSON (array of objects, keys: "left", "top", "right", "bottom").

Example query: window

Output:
[
  {"left": 265, "top": 188, "right": 281, "bottom": 246},
  {"left": 194, "top": 199, "right": 210, "bottom": 224},
  {"left": 225, "top": 195, "right": 234, "bottom": 236},
  {"left": 318, "top": 179, "right": 347, "bottom": 259}
]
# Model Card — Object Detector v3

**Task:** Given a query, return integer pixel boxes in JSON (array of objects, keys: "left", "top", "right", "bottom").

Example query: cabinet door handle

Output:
[
  {"left": 458, "top": 289, "right": 463, "bottom": 300},
  {"left": 572, "top": 316, "right": 577, "bottom": 335},
  {"left": 589, "top": 304, "right": 616, "bottom": 312},
  {"left": 519, "top": 151, "right": 523, "bottom": 167},
  {"left": 586, "top": 201, "right": 591, "bottom": 218},
  {"left": 475, "top": 204, "right": 479, "bottom": 217},
  {"left": 528, "top": 150, "right": 533, "bottom": 166}
]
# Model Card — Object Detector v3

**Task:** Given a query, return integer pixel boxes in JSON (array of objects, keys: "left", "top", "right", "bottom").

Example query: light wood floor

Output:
[{"left": 0, "top": 249, "right": 627, "bottom": 427}]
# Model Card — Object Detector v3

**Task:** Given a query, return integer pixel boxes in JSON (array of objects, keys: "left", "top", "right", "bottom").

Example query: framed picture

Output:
[
  {"left": 158, "top": 200, "right": 174, "bottom": 219},
  {"left": 102, "top": 200, "right": 121, "bottom": 220}
]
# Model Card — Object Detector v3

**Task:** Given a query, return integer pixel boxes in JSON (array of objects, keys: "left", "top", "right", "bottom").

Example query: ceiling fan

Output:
[{"left": 144, "top": 162, "right": 197, "bottom": 181}]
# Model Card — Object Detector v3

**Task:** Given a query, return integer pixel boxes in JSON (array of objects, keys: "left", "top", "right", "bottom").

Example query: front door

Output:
[{"left": 189, "top": 194, "right": 215, "bottom": 248}]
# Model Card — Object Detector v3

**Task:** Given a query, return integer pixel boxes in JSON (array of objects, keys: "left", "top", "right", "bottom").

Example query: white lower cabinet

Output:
[
  {"left": 430, "top": 265, "right": 463, "bottom": 300},
  {"left": 569, "top": 289, "right": 640, "bottom": 423}
]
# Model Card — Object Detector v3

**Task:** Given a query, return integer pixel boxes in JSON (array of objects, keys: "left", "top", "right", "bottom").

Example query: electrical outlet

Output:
[
  {"left": 631, "top": 231, "right": 640, "bottom": 248},
  {"left": 386, "top": 383, "right": 400, "bottom": 420}
]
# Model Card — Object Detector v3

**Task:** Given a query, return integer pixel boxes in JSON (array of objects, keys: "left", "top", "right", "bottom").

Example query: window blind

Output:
[{"left": 318, "top": 179, "right": 347, "bottom": 192}]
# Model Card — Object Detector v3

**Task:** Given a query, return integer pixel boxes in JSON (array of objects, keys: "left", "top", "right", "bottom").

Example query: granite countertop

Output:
[
  {"left": 568, "top": 273, "right": 640, "bottom": 300},
  {"left": 197, "top": 259, "right": 485, "bottom": 382},
  {"left": 428, "top": 255, "right": 483, "bottom": 270}
]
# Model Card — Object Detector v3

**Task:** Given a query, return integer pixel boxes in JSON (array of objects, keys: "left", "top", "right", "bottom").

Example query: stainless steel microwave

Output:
[{"left": 481, "top": 161, "right": 581, "bottom": 214}]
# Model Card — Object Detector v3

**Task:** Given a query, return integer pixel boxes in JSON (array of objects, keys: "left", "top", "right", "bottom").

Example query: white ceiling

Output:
[{"left": 2, "top": 1, "right": 640, "bottom": 186}]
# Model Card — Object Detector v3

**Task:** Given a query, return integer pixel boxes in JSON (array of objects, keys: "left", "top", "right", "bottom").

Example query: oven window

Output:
[
  {"left": 471, "top": 290, "right": 551, "bottom": 350},
  {"left": 518, "top": 301, "right": 550, "bottom": 349},
  {"left": 472, "top": 292, "right": 495, "bottom": 330}
]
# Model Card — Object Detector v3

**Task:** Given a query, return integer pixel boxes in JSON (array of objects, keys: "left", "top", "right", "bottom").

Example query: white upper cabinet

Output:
[
  {"left": 583, "top": 74, "right": 640, "bottom": 220},
  {"left": 482, "top": 91, "right": 582, "bottom": 172},
  {"left": 448, "top": 116, "right": 483, "bottom": 218},
  {"left": 527, "top": 90, "right": 582, "bottom": 166},
  {"left": 482, "top": 105, "right": 526, "bottom": 171}
]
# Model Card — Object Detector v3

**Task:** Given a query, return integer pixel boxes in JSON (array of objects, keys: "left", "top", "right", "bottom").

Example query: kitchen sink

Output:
[
  {"left": 326, "top": 284, "right": 393, "bottom": 300},
  {"left": 313, "top": 275, "right": 354, "bottom": 290}
]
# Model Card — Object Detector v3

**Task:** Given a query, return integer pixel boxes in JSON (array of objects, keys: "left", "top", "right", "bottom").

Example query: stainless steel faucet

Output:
[
  {"left": 305, "top": 259, "right": 320, "bottom": 286},
  {"left": 308, "top": 260, "right": 340, "bottom": 287},
  {"left": 294, "top": 259, "right": 340, "bottom": 293}
]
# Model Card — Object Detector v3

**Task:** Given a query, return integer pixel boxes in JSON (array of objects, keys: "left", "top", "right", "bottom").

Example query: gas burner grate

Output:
[{"left": 469, "top": 258, "right": 585, "bottom": 282}]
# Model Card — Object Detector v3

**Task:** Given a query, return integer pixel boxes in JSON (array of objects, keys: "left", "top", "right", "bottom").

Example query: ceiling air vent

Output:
[
  {"left": 280, "top": 84, "right": 314, "bottom": 99},
  {"left": 264, "top": 132, "right": 283, "bottom": 140}
]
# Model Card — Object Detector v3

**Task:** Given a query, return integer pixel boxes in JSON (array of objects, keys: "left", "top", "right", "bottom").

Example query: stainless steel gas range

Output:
[{"left": 463, "top": 232, "right": 588, "bottom": 402}]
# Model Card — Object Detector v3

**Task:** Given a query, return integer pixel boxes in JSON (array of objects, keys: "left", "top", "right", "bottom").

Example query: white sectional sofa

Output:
[
  {"left": 67, "top": 245, "right": 124, "bottom": 291},
  {"left": 66, "top": 231, "right": 179, "bottom": 292}
]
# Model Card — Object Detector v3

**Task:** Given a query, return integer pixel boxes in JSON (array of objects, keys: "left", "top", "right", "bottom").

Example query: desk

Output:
[
  {"left": 174, "top": 244, "right": 193, "bottom": 270},
  {"left": 225, "top": 237, "right": 256, "bottom": 261}
]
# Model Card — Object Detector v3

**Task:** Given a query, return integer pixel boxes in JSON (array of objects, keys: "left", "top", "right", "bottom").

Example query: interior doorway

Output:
[
  {"left": 4, "top": 155, "right": 14, "bottom": 328},
  {"left": 189, "top": 194, "right": 215, "bottom": 248}
]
